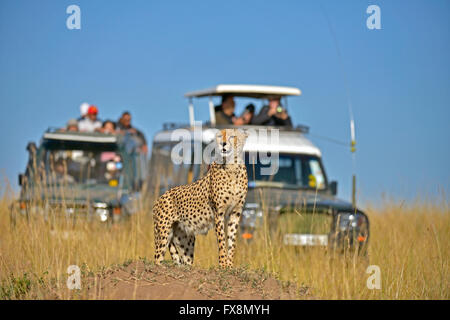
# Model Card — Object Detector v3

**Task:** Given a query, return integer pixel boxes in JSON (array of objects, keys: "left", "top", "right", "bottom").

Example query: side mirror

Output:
[
  {"left": 330, "top": 181, "right": 337, "bottom": 196},
  {"left": 18, "top": 174, "right": 24, "bottom": 186}
]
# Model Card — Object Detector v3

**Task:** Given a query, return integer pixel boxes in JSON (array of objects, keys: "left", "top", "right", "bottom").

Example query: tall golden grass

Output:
[{"left": 0, "top": 184, "right": 448, "bottom": 299}]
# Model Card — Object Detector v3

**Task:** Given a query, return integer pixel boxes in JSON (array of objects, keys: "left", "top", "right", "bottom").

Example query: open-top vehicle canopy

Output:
[
  {"left": 185, "top": 84, "right": 301, "bottom": 99},
  {"left": 184, "top": 84, "right": 301, "bottom": 126}
]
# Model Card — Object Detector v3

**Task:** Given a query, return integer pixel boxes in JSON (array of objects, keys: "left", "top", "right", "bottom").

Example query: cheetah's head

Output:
[{"left": 215, "top": 128, "right": 248, "bottom": 164}]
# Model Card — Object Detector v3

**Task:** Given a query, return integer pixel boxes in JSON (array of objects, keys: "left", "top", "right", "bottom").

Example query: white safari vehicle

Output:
[{"left": 148, "top": 84, "right": 369, "bottom": 253}]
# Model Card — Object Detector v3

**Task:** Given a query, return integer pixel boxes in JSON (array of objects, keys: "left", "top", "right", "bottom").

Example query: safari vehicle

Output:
[
  {"left": 148, "top": 84, "right": 369, "bottom": 254},
  {"left": 13, "top": 129, "right": 147, "bottom": 224}
]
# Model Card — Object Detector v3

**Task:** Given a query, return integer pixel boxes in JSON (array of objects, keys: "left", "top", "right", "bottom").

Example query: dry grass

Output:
[{"left": 0, "top": 187, "right": 448, "bottom": 299}]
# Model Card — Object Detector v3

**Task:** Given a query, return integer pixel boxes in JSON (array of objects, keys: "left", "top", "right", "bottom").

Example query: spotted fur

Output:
[{"left": 152, "top": 128, "right": 248, "bottom": 267}]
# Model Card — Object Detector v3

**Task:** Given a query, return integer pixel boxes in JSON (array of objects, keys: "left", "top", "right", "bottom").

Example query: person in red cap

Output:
[{"left": 78, "top": 105, "right": 102, "bottom": 132}]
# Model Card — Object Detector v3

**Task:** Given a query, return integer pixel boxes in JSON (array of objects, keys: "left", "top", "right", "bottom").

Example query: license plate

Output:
[{"left": 283, "top": 234, "right": 328, "bottom": 246}]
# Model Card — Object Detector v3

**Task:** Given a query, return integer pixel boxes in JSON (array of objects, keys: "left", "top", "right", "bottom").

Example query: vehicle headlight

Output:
[
  {"left": 93, "top": 203, "right": 109, "bottom": 222},
  {"left": 95, "top": 208, "right": 109, "bottom": 222},
  {"left": 337, "top": 212, "right": 364, "bottom": 231}
]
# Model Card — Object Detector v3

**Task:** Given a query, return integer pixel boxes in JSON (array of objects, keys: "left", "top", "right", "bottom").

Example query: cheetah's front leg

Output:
[
  {"left": 214, "top": 210, "right": 228, "bottom": 268},
  {"left": 226, "top": 205, "right": 244, "bottom": 267}
]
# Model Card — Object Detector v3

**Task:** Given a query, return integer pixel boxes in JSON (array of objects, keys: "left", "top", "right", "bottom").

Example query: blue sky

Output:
[{"left": 0, "top": 0, "right": 449, "bottom": 204}]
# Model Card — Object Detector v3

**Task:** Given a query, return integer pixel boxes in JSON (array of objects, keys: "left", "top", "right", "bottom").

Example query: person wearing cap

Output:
[
  {"left": 58, "top": 119, "right": 79, "bottom": 132},
  {"left": 78, "top": 102, "right": 90, "bottom": 121},
  {"left": 66, "top": 119, "right": 79, "bottom": 132},
  {"left": 78, "top": 105, "right": 102, "bottom": 132},
  {"left": 251, "top": 96, "right": 292, "bottom": 127}
]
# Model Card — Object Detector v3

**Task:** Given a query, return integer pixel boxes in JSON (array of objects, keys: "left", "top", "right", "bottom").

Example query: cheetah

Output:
[{"left": 152, "top": 128, "right": 248, "bottom": 268}]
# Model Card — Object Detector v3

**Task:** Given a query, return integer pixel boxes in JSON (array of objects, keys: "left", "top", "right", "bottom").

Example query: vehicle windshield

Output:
[
  {"left": 43, "top": 145, "right": 123, "bottom": 187},
  {"left": 245, "top": 153, "right": 327, "bottom": 190}
]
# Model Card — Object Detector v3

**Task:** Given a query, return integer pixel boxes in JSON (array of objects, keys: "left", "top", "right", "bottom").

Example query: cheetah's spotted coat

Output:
[{"left": 152, "top": 128, "right": 248, "bottom": 267}]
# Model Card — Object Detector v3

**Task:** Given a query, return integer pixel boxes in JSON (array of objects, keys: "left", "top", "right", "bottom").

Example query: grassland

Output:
[{"left": 0, "top": 188, "right": 448, "bottom": 299}]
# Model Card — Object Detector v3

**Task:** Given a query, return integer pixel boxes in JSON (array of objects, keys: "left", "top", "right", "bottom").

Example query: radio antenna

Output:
[{"left": 321, "top": 4, "right": 358, "bottom": 209}]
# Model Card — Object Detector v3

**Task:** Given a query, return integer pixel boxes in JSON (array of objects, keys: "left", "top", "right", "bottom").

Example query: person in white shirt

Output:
[{"left": 78, "top": 105, "right": 102, "bottom": 132}]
